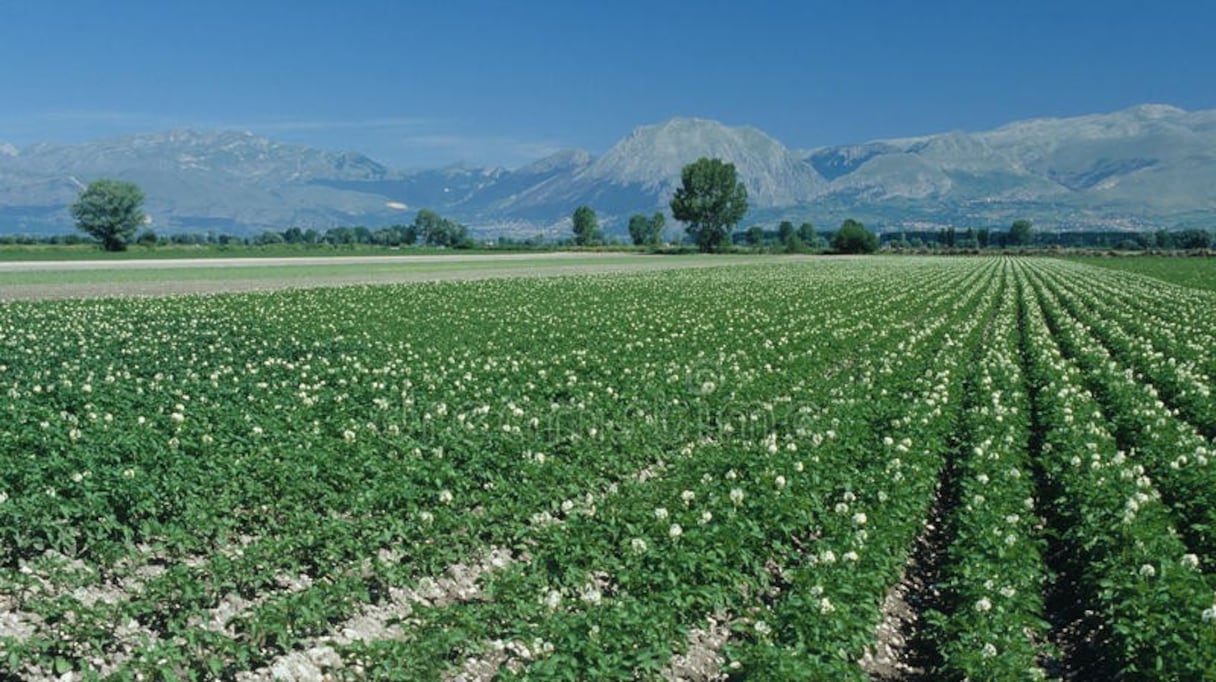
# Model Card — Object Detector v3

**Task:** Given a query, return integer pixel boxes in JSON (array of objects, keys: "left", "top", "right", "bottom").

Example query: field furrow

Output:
[{"left": 925, "top": 262, "right": 1052, "bottom": 679}]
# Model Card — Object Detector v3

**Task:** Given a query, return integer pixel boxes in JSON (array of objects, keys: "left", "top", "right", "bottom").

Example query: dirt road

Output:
[
  {"left": 0, "top": 253, "right": 780, "bottom": 301},
  {"left": 0, "top": 252, "right": 610, "bottom": 272}
]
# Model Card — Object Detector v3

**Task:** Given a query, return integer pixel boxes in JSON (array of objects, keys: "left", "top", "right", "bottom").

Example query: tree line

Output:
[
  {"left": 250, "top": 211, "right": 472, "bottom": 248},
  {"left": 64, "top": 181, "right": 477, "bottom": 251},
  {"left": 884, "top": 223, "right": 1215, "bottom": 251},
  {"left": 57, "top": 175, "right": 1216, "bottom": 254}
]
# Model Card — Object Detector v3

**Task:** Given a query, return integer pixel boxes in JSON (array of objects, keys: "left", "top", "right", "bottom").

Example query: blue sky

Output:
[{"left": 1, "top": 1, "right": 1213, "bottom": 168}]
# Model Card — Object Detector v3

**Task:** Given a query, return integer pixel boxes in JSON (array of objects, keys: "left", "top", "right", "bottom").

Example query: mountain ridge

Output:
[{"left": 2, "top": 103, "right": 1214, "bottom": 236}]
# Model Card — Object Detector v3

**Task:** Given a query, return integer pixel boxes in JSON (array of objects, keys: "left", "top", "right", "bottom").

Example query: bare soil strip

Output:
[
  {"left": 451, "top": 600, "right": 731, "bottom": 682},
  {"left": 189, "top": 572, "right": 315, "bottom": 636},
  {"left": 446, "top": 647, "right": 514, "bottom": 682},
  {"left": 858, "top": 478, "right": 953, "bottom": 681},
  {"left": 0, "top": 540, "right": 270, "bottom": 680},
  {"left": 0, "top": 254, "right": 786, "bottom": 301},
  {"left": 662, "top": 614, "right": 733, "bottom": 682},
  {"left": 1, "top": 549, "right": 156, "bottom": 647},
  {"left": 0, "top": 252, "right": 642, "bottom": 271},
  {"left": 0, "top": 595, "right": 40, "bottom": 642},
  {"left": 235, "top": 547, "right": 517, "bottom": 682}
]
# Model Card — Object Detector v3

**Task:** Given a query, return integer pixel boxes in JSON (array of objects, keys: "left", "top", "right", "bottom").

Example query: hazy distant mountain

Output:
[
  {"left": 311, "top": 149, "right": 597, "bottom": 223},
  {"left": 3, "top": 104, "right": 1215, "bottom": 235},
  {"left": 0, "top": 130, "right": 411, "bottom": 233},
  {"left": 804, "top": 104, "right": 1216, "bottom": 229}
]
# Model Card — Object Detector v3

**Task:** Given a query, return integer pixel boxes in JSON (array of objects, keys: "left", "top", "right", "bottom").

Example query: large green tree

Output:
[
  {"left": 415, "top": 208, "right": 468, "bottom": 247},
  {"left": 797, "top": 222, "right": 819, "bottom": 247},
  {"left": 572, "top": 205, "right": 600, "bottom": 246},
  {"left": 648, "top": 212, "right": 666, "bottom": 246},
  {"left": 1008, "top": 219, "right": 1034, "bottom": 246},
  {"left": 627, "top": 214, "right": 649, "bottom": 246},
  {"left": 832, "top": 218, "right": 879, "bottom": 254},
  {"left": 70, "top": 179, "right": 146, "bottom": 252},
  {"left": 777, "top": 220, "right": 799, "bottom": 251},
  {"left": 1174, "top": 228, "right": 1213, "bottom": 250},
  {"left": 670, "top": 157, "right": 748, "bottom": 253}
]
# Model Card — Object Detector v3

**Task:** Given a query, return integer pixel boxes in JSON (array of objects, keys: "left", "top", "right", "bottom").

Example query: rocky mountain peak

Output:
[
  {"left": 1124, "top": 103, "right": 1187, "bottom": 119},
  {"left": 517, "top": 148, "right": 593, "bottom": 175},
  {"left": 579, "top": 116, "right": 825, "bottom": 205}
]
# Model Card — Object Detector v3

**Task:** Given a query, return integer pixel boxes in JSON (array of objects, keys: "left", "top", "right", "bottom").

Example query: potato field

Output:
[{"left": 1, "top": 257, "right": 1214, "bottom": 680}]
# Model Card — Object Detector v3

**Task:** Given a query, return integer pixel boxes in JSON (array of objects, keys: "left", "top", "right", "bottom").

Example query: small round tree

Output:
[
  {"left": 670, "top": 157, "right": 748, "bottom": 253},
  {"left": 70, "top": 179, "right": 146, "bottom": 252}
]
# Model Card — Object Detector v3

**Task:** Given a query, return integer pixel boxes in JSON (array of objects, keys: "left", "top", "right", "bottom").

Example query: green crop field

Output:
[
  {"left": 1067, "top": 255, "right": 1216, "bottom": 292},
  {"left": 1, "top": 258, "right": 1214, "bottom": 680}
]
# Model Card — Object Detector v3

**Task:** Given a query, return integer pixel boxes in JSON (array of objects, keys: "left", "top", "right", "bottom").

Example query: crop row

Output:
[{"left": 927, "top": 263, "right": 1051, "bottom": 679}]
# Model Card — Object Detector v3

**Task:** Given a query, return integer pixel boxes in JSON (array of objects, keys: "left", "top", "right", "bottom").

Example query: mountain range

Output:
[{"left": 2, "top": 103, "right": 1214, "bottom": 237}]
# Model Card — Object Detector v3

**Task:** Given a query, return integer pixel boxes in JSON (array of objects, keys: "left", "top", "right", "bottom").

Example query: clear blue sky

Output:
[{"left": 2, "top": 1, "right": 1213, "bottom": 168}]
